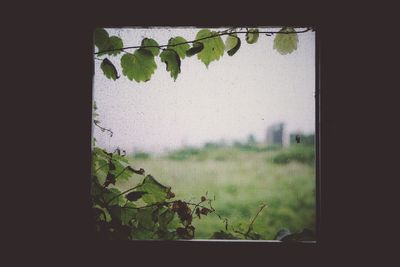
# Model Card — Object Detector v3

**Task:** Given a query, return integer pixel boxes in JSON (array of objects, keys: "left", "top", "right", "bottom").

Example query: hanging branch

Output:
[{"left": 94, "top": 27, "right": 313, "bottom": 55}]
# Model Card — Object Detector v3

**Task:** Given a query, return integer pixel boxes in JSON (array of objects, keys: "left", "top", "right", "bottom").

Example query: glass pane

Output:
[{"left": 92, "top": 27, "right": 317, "bottom": 241}]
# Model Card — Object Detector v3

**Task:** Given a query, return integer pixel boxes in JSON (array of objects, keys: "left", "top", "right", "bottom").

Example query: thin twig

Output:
[
  {"left": 93, "top": 120, "right": 113, "bottom": 137},
  {"left": 94, "top": 28, "right": 312, "bottom": 55},
  {"left": 245, "top": 203, "right": 267, "bottom": 236},
  {"left": 190, "top": 199, "right": 205, "bottom": 217}
]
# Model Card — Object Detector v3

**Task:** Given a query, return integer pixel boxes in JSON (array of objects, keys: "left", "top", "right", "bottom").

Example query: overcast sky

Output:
[{"left": 93, "top": 27, "right": 315, "bottom": 154}]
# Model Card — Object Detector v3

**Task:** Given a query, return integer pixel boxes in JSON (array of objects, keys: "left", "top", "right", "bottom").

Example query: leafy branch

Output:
[
  {"left": 94, "top": 27, "right": 312, "bottom": 55},
  {"left": 93, "top": 26, "right": 312, "bottom": 82}
]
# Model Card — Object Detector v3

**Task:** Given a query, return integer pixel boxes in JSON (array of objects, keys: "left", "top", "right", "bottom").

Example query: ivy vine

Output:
[{"left": 94, "top": 27, "right": 313, "bottom": 83}]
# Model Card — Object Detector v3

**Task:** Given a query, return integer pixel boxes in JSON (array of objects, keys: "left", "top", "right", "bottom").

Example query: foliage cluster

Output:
[
  {"left": 92, "top": 146, "right": 218, "bottom": 240},
  {"left": 94, "top": 27, "right": 307, "bottom": 83}
]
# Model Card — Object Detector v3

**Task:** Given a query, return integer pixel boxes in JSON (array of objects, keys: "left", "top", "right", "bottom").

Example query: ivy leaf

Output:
[
  {"left": 91, "top": 176, "right": 103, "bottom": 199},
  {"left": 102, "top": 188, "right": 125, "bottom": 206},
  {"left": 121, "top": 49, "right": 157, "bottom": 82},
  {"left": 141, "top": 38, "right": 160, "bottom": 56},
  {"left": 246, "top": 28, "right": 259, "bottom": 44},
  {"left": 225, "top": 34, "right": 241, "bottom": 56},
  {"left": 135, "top": 175, "right": 170, "bottom": 204},
  {"left": 196, "top": 29, "right": 225, "bottom": 68},
  {"left": 160, "top": 49, "right": 181, "bottom": 81},
  {"left": 185, "top": 42, "right": 204, "bottom": 57},
  {"left": 94, "top": 28, "right": 109, "bottom": 50},
  {"left": 106, "top": 36, "right": 124, "bottom": 56},
  {"left": 273, "top": 27, "right": 298, "bottom": 55},
  {"left": 158, "top": 209, "right": 175, "bottom": 231},
  {"left": 126, "top": 191, "right": 148, "bottom": 202},
  {"left": 109, "top": 203, "right": 138, "bottom": 225},
  {"left": 111, "top": 153, "right": 129, "bottom": 164},
  {"left": 100, "top": 58, "right": 119, "bottom": 80},
  {"left": 127, "top": 166, "right": 145, "bottom": 175},
  {"left": 136, "top": 207, "right": 156, "bottom": 230},
  {"left": 167, "top": 37, "right": 190, "bottom": 59}
]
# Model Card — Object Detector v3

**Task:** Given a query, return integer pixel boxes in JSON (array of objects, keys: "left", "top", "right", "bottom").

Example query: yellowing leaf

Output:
[
  {"left": 196, "top": 29, "right": 225, "bottom": 68},
  {"left": 246, "top": 28, "right": 259, "bottom": 44},
  {"left": 225, "top": 34, "right": 241, "bottom": 56},
  {"left": 135, "top": 175, "right": 170, "bottom": 204},
  {"left": 273, "top": 27, "right": 298, "bottom": 55}
]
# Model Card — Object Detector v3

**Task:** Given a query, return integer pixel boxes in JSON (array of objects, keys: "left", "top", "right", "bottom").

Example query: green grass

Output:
[{"left": 115, "top": 145, "right": 316, "bottom": 240}]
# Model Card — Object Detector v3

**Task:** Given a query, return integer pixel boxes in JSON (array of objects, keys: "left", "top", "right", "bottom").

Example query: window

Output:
[{"left": 92, "top": 27, "right": 317, "bottom": 241}]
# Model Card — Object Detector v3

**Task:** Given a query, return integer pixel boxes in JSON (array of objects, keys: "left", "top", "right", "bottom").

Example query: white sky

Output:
[{"left": 93, "top": 27, "right": 315, "bottom": 154}]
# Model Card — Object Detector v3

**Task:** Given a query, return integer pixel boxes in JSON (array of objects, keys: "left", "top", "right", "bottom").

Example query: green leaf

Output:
[
  {"left": 141, "top": 38, "right": 160, "bottom": 56},
  {"left": 109, "top": 203, "right": 138, "bottom": 225},
  {"left": 225, "top": 34, "right": 241, "bottom": 56},
  {"left": 160, "top": 49, "right": 181, "bottom": 81},
  {"left": 126, "top": 191, "right": 148, "bottom": 202},
  {"left": 158, "top": 209, "right": 175, "bottom": 230},
  {"left": 100, "top": 58, "right": 119, "bottom": 80},
  {"left": 111, "top": 153, "right": 129, "bottom": 164},
  {"left": 121, "top": 49, "right": 157, "bottom": 82},
  {"left": 103, "top": 188, "right": 125, "bottom": 206},
  {"left": 167, "top": 37, "right": 190, "bottom": 59},
  {"left": 246, "top": 28, "right": 259, "bottom": 44},
  {"left": 91, "top": 178, "right": 104, "bottom": 203},
  {"left": 94, "top": 28, "right": 109, "bottom": 50},
  {"left": 273, "top": 27, "right": 298, "bottom": 55},
  {"left": 110, "top": 161, "right": 133, "bottom": 182},
  {"left": 135, "top": 175, "right": 170, "bottom": 204},
  {"left": 106, "top": 36, "right": 123, "bottom": 56},
  {"left": 196, "top": 29, "right": 225, "bottom": 68},
  {"left": 136, "top": 207, "right": 156, "bottom": 230},
  {"left": 185, "top": 42, "right": 204, "bottom": 57}
]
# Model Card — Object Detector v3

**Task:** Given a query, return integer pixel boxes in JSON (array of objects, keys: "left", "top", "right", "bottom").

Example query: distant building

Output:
[{"left": 266, "top": 123, "right": 286, "bottom": 147}]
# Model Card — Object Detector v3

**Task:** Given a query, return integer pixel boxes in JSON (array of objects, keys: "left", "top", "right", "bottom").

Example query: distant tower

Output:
[{"left": 266, "top": 123, "right": 285, "bottom": 147}]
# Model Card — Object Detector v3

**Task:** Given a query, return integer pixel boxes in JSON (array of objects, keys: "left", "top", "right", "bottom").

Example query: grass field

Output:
[{"left": 114, "top": 144, "right": 316, "bottom": 240}]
